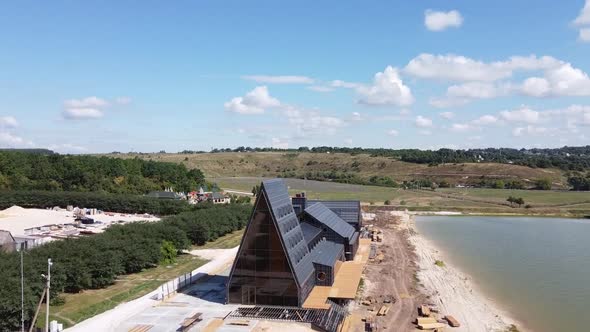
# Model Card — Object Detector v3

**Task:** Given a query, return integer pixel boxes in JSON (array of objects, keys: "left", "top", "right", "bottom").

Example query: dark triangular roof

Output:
[
  {"left": 307, "top": 200, "right": 361, "bottom": 225},
  {"left": 305, "top": 202, "right": 356, "bottom": 239},
  {"left": 258, "top": 179, "right": 315, "bottom": 286}
]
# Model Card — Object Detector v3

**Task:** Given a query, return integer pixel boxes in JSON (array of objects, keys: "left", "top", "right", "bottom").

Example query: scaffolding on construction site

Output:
[{"left": 226, "top": 300, "right": 348, "bottom": 332}]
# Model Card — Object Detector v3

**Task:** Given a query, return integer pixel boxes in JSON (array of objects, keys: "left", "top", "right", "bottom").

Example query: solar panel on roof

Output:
[
  {"left": 307, "top": 200, "right": 361, "bottom": 225},
  {"left": 262, "top": 179, "right": 315, "bottom": 286},
  {"left": 310, "top": 240, "right": 344, "bottom": 267},
  {"left": 300, "top": 221, "right": 322, "bottom": 244},
  {"left": 304, "top": 203, "right": 356, "bottom": 239}
]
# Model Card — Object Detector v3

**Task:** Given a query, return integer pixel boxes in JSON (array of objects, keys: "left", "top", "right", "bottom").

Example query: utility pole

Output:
[
  {"left": 45, "top": 258, "right": 52, "bottom": 332},
  {"left": 20, "top": 247, "right": 24, "bottom": 332}
]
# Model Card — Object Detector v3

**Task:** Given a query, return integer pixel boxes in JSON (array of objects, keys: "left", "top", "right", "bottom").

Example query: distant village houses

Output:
[{"left": 149, "top": 186, "right": 231, "bottom": 205}]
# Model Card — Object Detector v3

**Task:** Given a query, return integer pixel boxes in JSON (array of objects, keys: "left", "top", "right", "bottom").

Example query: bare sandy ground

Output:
[
  {"left": 0, "top": 206, "right": 159, "bottom": 236},
  {"left": 396, "top": 211, "right": 521, "bottom": 332},
  {"left": 187, "top": 248, "right": 233, "bottom": 260}
]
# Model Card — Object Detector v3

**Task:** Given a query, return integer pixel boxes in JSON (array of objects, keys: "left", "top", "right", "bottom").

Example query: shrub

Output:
[
  {"left": 534, "top": 178, "right": 552, "bottom": 190},
  {"left": 160, "top": 240, "right": 177, "bottom": 264}
]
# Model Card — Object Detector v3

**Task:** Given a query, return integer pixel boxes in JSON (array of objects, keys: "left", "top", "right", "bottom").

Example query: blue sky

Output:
[{"left": 1, "top": 0, "right": 590, "bottom": 153}]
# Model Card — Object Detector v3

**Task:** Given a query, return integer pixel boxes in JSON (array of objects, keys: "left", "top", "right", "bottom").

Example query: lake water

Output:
[{"left": 415, "top": 216, "right": 590, "bottom": 332}]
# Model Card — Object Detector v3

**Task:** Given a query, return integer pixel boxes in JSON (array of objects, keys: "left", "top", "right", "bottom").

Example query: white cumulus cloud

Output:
[
  {"left": 580, "top": 28, "right": 590, "bottom": 42},
  {"left": 520, "top": 63, "right": 590, "bottom": 97},
  {"left": 573, "top": 0, "right": 590, "bottom": 26},
  {"left": 271, "top": 137, "right": 289, "bottom": 149},
  {"left": 500, "top": 107, "right": 540, "bottom": 124},
  {"left": 415, "top": 115, "right": 433, "bottom": 128},
  {"left": 472, "top": 114, "right": 498, "bottom": 125},
  {"left": 351, "top": 112, "right": 362, "bottom": 121},
  {"left": 0, "top": 116, "right": 18, "bottom": 128},
  {"left": 0, "top": 132, "right": 33, "bottom": 147},
  {"left": 512, "top": 125, "right": 550, "bottom": 137},
  {"left": 356, "top": 66, "right": 414, "bottom": 106},
  {"left": 404, "top": 54, "right": 560, "bottom": 82},
  {"left": 450, "top": 123, "right": 472, "bottom": 132},
  {"left": 424, "top": 10, "right": 463, "bottom": 31},
  {"left": 64, "top": 96, "right": 109, "bottom": 108},
  {"left": 439, "top": 112, "right": 454, "bottom": 119},
  {"left": 62, "top": 108, "right": 104, "bottom": 120},
  {"left": 224, "top": 86, "right": 281, "bottom": 114},
  {"left": 387, "top": 129, "right": 399, "bottom": 136}
]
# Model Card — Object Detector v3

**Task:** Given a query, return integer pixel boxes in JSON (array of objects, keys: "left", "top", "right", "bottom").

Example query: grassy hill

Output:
[
  {"left": 106, "top": 152, "right": 566, "bottom": 188},
  {"left": 103, "top": 152, "right": 589, "bottom": 216}
]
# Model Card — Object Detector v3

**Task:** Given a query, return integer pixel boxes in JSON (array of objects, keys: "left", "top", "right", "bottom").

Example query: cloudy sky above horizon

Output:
[{"left": 1, "top": 1, "right": 590, "bottom": 153}]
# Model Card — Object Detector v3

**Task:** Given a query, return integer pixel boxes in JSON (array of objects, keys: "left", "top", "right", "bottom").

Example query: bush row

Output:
[
  {"left": 0, "top": 191, "right": 193, "bottom": 215},
  {"left": 0, "top": 203, "right": 252, "bottom": 331}
]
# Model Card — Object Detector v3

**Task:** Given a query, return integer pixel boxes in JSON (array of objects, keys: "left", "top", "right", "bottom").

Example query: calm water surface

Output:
[{"left": 415, "top": 216, "right": 590, "bottom": 332}]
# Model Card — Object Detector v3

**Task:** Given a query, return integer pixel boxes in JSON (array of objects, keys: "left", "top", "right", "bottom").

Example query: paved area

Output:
[
  {"left": 117, "top": 273, "right": 243, "bottom": 332},
  {"left": 65, "top": 248, "right": 239, "bottom": 332}
]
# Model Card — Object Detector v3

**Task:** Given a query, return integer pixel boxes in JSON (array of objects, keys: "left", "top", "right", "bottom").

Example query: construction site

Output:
[{"left": 62, "top": 180, "right": 466, "bottom": 332}]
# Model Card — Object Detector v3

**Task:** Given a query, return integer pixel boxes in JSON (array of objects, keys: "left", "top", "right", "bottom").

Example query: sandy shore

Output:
[{"left": 393, "top": 211, "right": 521, "bottom": 332}]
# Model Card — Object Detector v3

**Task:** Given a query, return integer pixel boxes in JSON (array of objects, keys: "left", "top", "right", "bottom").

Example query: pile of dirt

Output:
[{"left": 1, "top": 205, "right": 27, "bottom": 215}]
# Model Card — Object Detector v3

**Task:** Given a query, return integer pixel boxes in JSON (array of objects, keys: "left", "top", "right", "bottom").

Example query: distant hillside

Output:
[
  {"left": 0, "top": 148, "right": 55, "bottom": 155},
  {"left": 184, "top": 145, "right": 590, "bottom": 171},
  {"left": 105, "top": 152, "right": 568, "bottom": 189}
]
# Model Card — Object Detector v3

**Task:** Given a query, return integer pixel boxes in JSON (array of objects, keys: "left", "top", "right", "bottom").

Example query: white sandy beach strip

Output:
[{"left": 393, "top": 211, "right": 520, "bottom": 332}]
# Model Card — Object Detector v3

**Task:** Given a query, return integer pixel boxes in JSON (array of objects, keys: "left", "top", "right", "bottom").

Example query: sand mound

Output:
[{"left": 1, "top": 205, "right": 27, "bottom": 215}]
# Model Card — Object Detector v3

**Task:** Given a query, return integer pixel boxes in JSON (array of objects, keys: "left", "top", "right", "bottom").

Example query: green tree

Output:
[
  {"left": 160, "top": 240, "right": 177, "bottom": 264},
  {"left": 492, "top": 180, "right": 505, "bottom": 189},
  {"left": 507, "top": 196, "right": 515, "bottom": 207},
  {"left": 534, "top": 178, "right": 552, "bottom": 190}
]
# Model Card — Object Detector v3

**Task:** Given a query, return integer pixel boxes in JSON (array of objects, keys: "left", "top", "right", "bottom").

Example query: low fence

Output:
[{"left": 157, "top": 270, "right": 208, "bottom": 300}]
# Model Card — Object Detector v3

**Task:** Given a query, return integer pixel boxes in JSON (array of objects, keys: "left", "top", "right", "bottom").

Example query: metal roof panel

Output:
[
  {"left": 307, "top": 200, "right": 361, "bottom": 225},
  {"left": 311, "top": 240, "right": 344, "bottom": 267},
  {"left": 304, "top": 203, "right": 356, "bottom": 239},
  {"left": 262, "top": 179, "right": 315, "bottom": 286}
]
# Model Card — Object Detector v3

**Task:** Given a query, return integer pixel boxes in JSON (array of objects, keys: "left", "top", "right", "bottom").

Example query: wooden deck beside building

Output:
[{"left": 302, "top": 239, "right": 370, "bottom": 309}]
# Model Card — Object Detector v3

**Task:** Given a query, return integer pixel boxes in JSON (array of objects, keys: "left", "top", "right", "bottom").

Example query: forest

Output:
[
  {"left": 0, "top": 203, "right": 251, "bottom": 331},
  {"left": 0, "top": 151, "right": 206, "bottom": 193}
]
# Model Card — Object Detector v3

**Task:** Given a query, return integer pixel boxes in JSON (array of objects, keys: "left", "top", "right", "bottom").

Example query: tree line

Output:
[
  {"left": 202, "top": 146, "right": 590, "bottom": 172},
  {"left": 0, "top": 203, "right": 251, "bottom": 331},
  {"left": 0, "top": 151, "right": 206, "bottom": 194},
  {"left": 0, "top": 190, "right": 194, "bottom": 215}
]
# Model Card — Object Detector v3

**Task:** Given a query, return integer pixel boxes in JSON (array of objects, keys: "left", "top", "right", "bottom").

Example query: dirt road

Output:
[{"left": 350, "top": 211, "right": 425, "bottom": 331}]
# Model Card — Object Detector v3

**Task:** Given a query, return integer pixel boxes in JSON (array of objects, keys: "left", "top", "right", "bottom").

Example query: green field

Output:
[
  {"left": 438, "top": 188, "right": 590, "bottom": 206},
  {"left": 38, "top": 254, "right": 207, "bottom": 329},
  {"left": 215, "top": 176, "right": 590, "bottom": 217}
]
